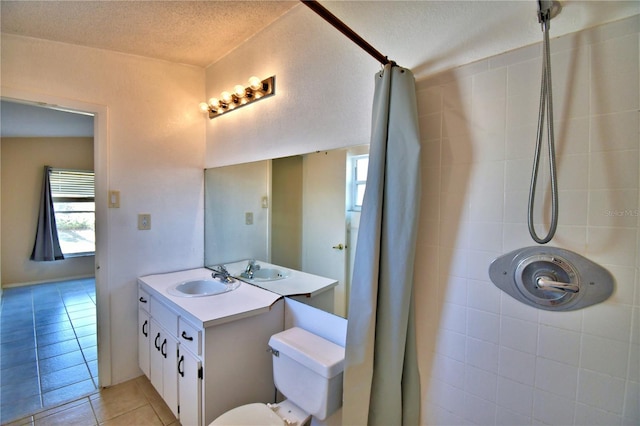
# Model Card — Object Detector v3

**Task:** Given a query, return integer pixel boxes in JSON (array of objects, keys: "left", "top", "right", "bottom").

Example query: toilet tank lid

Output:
[{"left": 269, "top": 327, "right": 345, "bottom": 378}]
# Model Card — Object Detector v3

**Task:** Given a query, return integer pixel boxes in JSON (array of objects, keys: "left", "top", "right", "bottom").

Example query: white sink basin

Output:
[
  {"left": 248, "top": 268, "right": 290, "bottom": 282},
  {"left": 167, "top": 278, "right": 240, "bottom": 297}
]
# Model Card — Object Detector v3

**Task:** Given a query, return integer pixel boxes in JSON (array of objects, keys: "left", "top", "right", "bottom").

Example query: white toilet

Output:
[{"left": 211, "top": 326, "right": 345, "bottom": 425}]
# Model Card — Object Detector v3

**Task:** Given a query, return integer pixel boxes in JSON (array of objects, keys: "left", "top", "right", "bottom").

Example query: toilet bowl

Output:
[{"left": 210, "top": 327, "right": 345, "bottom": 426}]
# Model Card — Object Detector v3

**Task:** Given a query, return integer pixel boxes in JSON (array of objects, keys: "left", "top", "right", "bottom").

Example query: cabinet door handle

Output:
[
  {"left": 178, "top": 355, "right": 185, "bottom": 377},
  {"left": 139, "top": 296, "right": 148, "bottom": 303},
  {"left": 161, "top": 339, "right": 167, "bottom": 358},
  {"left": 154, "top": 333, "right": 161, "bottom": 350},
  {"left": 181, "top": 331, "right": 194, "bottom": 341},
  {"left": 142, "top": 320, "right": 148, "bottom": 337}
]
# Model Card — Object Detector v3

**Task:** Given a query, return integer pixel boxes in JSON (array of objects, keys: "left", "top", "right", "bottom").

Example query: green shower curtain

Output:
[{"left": 343, "top": 64, "right": 422, "bottom": 425}]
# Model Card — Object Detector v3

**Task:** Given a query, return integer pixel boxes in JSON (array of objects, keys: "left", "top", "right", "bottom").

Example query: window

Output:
[
  {"left": 50, "top": 169, "right": 95, "bottom": 256},
  {"left": 350, "top": 155, "right": 369, "bottom": 211}
]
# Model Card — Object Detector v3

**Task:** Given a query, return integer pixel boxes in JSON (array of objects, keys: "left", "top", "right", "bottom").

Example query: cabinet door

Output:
[
  {"left": 149, "top": 319, "right": 180, "bottom": 418},
  {"left": 178, "top": 347, "right": 202, "bottom": 426},
  {"left": 138, "top": 309, "right": 150, "bottom": 378},
  {"left": 163, "top": 334, "right": 179, "bottom": 418},
  {"left": 149, "top": 319, "right": 164, "bottom": 395}
]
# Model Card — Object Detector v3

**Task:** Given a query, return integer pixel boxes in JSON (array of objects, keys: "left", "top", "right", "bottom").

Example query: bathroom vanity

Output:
[{"left": 138, "top": 268, "right": 283, "bottom": 426}]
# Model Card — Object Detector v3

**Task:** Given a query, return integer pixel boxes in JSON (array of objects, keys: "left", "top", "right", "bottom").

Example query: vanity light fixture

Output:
[{"left": 200, "top": 76, "right": 275, "bottom": 119}]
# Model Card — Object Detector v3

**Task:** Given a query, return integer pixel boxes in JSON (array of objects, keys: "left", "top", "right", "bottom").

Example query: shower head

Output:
[{"left": 537, "top": 0, "right": 562, "bottom": 26}]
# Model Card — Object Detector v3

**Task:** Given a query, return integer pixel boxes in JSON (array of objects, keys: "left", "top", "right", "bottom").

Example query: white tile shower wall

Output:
[{"left": 414, "top": 15, "right": 639, "bottom": 426}]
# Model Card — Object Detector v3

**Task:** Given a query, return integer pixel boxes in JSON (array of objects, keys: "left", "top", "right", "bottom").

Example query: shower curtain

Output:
[
  {"left": 343, "top": 64, "right": 421, "bottom": 425},
  {"left": 30, "top": 165, "right": 64, "bottom": 261}
]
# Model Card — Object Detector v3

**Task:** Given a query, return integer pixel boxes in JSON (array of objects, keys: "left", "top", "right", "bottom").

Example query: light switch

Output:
[
  {"left": 138, "top": 214, "right": 151, "bottom": 230},
  {"left": 245, "top": 212, "right": 253, "bottom": 225},
  {"left": 109, "top": 190, "right": 120, "bottom": 208}
]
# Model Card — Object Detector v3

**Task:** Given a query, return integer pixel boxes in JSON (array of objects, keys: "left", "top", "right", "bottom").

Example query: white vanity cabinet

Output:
[{"left": 138, "top": 269, "right": 284, "bottom": 426}]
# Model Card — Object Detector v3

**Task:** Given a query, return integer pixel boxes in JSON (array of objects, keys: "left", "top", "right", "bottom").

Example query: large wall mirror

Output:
[{"left": 205, "top": 144, "right": 369, "bottom": 318}]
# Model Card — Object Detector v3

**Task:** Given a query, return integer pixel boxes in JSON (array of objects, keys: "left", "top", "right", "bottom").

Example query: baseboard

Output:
[{"left": 1, "top": 274, "right": 96, "bottom": 289}]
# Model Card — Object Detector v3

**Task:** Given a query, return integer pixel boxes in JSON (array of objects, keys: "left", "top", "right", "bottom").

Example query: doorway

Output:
[{"left": 0, "top": 91, "right": 110, "bottom": 422}]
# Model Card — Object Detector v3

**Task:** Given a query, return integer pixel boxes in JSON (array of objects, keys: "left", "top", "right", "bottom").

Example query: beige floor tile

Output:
[
  {"left": 99, "top": 404, "right": 163, "bottom": 426},
  {"left": 33, "top": 398, "right": 90, "bottom": 420},
  {"left": 34, "top": 399, "right": 97, "bottom": 426},
  {"left": 134, "top": 376, "right": 177, "bottom": 425},
  {"left": 89, "top": 379, "right": 148, "bottom": 423}
]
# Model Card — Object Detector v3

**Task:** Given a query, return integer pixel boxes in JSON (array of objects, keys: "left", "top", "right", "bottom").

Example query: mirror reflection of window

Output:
[
  {"left": 50, "top": 168, "right": 95, "bottom": 256},
  {"left": 351, "top": 155, "right": 368, "bottom": 211}
]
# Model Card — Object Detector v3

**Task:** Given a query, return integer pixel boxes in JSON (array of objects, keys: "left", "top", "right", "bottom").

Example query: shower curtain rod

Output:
[{"left": 300, "top": 0, "right": 395, "bottom": 66}]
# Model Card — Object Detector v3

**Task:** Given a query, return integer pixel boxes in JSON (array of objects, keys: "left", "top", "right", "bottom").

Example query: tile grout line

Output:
[{"left": 32, "top": 286, "right": 46, "bottom": 411}]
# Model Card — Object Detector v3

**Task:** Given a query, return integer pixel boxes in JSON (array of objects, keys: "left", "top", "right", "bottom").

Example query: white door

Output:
[{"left": 302, "top": 150, "right": 348, "bottom": 317}]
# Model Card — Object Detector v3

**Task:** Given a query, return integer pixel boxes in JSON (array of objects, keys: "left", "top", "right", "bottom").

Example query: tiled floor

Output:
[
  {"left": 4, "top": 376, "right": 178, "bottom": 426},
  {"left": 1, "top": 279, "right": 98, "bottom": 423}
]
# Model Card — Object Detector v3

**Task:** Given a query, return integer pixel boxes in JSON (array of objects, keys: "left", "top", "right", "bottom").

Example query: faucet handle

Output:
[{"left": 246, "top": 259, "right": 260, "bottom": 270}]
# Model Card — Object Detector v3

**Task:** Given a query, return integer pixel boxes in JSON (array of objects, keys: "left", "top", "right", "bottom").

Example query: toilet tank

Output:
[{"left": 268, "top": 327, "right": 345, "bottom": 420}]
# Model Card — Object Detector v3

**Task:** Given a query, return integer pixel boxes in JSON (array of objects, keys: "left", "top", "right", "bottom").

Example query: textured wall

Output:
[
  {"left": 414, "top": 16, "right": 639, "bottom": 425},
  {"left": 1, "top": 35, "right": 205, "bottom": 384},
  {"left": 203, "top": 6, "right": 376, "bottom": 168}
]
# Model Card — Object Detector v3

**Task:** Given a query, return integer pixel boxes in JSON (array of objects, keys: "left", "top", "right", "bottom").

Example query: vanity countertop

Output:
[
  {"left": 224, "top": 260, "right": 338, "bottom": 297},
  {"left": 138, "top": 268, "right": 282, "bottom": 328}
]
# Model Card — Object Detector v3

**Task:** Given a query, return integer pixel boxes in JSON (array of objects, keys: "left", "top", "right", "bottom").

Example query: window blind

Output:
[{"left": 49, "top": 169, "right": 95, "bottom": 199}]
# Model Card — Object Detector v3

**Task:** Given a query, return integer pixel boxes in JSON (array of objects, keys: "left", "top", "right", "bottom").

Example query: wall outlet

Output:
[
  {"left": 245, "top": 212, "right": 253, "bottom": 225},
  {"left": 138, "top": 214, "right": 151, "bottom": 230}
]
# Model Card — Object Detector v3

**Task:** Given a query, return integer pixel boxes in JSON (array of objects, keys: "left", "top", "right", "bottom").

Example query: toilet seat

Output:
[
  {"left": 209, "top": 403, "right": 285, "bottom": 426},
  {"left": 210, "top": 401, "right": 310, "bottom": 426}
]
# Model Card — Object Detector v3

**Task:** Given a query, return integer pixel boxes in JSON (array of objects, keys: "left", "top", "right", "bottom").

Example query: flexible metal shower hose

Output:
[{"left": 528, "top": 17, "right": 558, "bottom": 244}]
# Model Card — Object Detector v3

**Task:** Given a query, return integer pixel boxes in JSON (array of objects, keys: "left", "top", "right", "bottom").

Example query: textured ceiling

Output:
[
  {"left": 2, "top": 1, "right": 637, "bottom": 137},
  {"left": 0, "top": 0, "right": 298, "bottom": 67},
  {"left": 3, "top": 1, "right": 638, "bottom": 73}
]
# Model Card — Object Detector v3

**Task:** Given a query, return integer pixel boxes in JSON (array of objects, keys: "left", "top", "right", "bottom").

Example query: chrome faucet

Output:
[
  {"left": 212, "top": 265, "right": 234, "bottom": 283},
  {"left": 241, "top": 259, "right": 260, "bottom": 279}
]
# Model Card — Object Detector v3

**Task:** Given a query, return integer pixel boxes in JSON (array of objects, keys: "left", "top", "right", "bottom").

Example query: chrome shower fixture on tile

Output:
[{"left": 489, "top": 246, "right": 614, "bottom": 311}]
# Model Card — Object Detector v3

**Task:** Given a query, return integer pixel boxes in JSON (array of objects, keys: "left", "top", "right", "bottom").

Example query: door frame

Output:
[{"left": 1, "top": 86, "right": 112, "bottom": 387}]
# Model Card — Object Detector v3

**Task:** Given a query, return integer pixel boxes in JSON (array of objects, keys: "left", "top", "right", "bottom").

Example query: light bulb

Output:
[
  {"left": 199, "top": 102, "right": 209, "bottom": 112},
  {"left": 248, "top": 76, "right": 262, "bottom": 91},
  {"left": 221, "top": 91, "right": 232, "bottom": 104},
  {"left": 208, "top": 98, "right": 219, "bottom": 107},
  {"left": 234, "top": 85, "right": 246, "bottom": 98}
]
